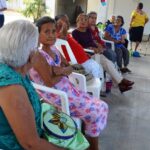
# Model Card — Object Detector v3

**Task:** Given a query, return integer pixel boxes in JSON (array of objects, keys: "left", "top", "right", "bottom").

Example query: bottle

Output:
[{"left": 105, "top": 74, "right": 112, "bottom": 93}]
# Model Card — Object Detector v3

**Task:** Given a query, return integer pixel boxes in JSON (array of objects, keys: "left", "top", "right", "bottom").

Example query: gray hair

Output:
[{"left": 0, "top": 20, "right": 38, "bottom": 67}]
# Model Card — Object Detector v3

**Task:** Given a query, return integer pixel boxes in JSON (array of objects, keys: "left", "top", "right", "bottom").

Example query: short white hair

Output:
[{"left": 0, "top": 20, "right": 39, "bottom": 67}]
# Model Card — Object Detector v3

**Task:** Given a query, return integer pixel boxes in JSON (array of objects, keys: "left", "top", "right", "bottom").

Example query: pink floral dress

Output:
[{"left": 29, "top": 45, "right": 108, "bottom": 137}]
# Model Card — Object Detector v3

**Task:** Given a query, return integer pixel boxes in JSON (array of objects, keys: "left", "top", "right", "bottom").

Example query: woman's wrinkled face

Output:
[
  {"left": 77, "top": 15, "right": 88, "bottom": 28},
  {"left": 114, "top": 18, "right": 122, "bottom": 26},
  {"left": 39, "top": 22, "right": 56, "bottom": 46},
  {"left": 88, "top": 14, "right": 97, "bottom": 26}
]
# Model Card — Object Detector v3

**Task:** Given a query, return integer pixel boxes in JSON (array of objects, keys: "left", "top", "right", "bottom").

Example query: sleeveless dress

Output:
[
  {"left": 0, "top": 64, "right": 42, "bottom": 150},
  {"left": 29, "top": 45, "right": 108, "bottom": 137}
]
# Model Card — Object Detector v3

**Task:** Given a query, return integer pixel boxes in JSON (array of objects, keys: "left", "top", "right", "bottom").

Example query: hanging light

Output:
[{"left": 73, "top": 0, "right": 75, "bottom": 3}]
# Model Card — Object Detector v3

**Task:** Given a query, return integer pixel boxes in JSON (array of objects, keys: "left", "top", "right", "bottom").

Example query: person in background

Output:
[
  {"left": 87, "top": 11, "right": 116, "bottom": 63},
  {"left": 104, "top": 16, "right": 131, "bottom": 74},
  {"left": 105, "top": 15, "right": 116, "bottom": 29},
  {"left": 72, "top": 13, "right": 134, "bottom": 93},
  {"left": 129, "top": 2, "right": 149, "bottom": 57},
  {"left": 30, "top": 16, "right": 109, "bottom": 150},
  {"left": 0, "top": 20, "right": 63, "bottom": 150},
  {"left": 0, "top": 0, "right": 7, "bottom": 28}
]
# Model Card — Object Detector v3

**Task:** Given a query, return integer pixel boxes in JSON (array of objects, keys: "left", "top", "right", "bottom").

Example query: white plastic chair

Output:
[
  {"left": 55, "top": 38, "right": 102, "bottom": 98},
  {"left": 99, "top": 32, "right": 115, "bottom": 51},
  {"left": 31, "top": 82, "right": 82, "bottom": 129}
]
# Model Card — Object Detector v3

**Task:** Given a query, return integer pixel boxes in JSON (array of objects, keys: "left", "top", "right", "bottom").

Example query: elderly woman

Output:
[
  {"left": 0, "top": 20, "right": 63, "bottom": 150},
  {"left": 104, "top": 16, "right": 131, "bottom": 73}
]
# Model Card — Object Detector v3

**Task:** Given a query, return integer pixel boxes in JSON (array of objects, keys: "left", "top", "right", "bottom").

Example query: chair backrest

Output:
[{"left": 55, "top": 38, "right": 77, "bottom": 64}]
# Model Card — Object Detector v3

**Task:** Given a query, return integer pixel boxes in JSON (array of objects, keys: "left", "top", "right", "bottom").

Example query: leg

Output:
[
  {"left": 0, "top": 14, "right": 4, "bottom": 28},
  {"left": 115, "top": 48, "right": 123, "bottom": 69},
  {"left": 82, "top": 59, "right": 104, "bottom": 80},
  {"left": 103, "top": 48, "right": 117, "bottom": 63},
  {"left": 121, "top": 46, "right": 129, "bottom": 68},
  {"left": 86, "top": 136, "right": 99, "bottom": 150},
  {"left": 100, "top": 55, "right": 123, "bottom": 84},
  {"left": 134, "top": 41, "right": 140, "bottom": 51}
]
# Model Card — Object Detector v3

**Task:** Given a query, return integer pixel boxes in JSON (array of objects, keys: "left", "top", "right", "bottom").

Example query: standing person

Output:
[
  {"left": 30, "top": 16, "right": 109, "bottom": 150},
  {"left": 129, "top": 2, "right": 149, "bottom": 57},
  {"left": 0, "top": 0, "right": 7, "bottom": 28}
]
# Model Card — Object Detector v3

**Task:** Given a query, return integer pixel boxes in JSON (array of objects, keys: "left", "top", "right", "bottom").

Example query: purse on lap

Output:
[
  {"left": 71, "top": 64, "right": 93, "bottom": 81},
  {"left": 41, "top": 103, "right": 89, "bottom": 150}
]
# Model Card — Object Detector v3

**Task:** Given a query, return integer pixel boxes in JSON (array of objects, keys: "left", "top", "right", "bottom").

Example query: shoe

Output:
[
  {"left": 120, "top": 68, "right": 131, "bottom": 73},
  {"left": 120, "top": 68, "right": 127, "bottom": 74},
  {"left": 132, "top": 51, "right": 141, "bottom": 57},
  {"left": 125, "top": 68, "right": 132, "bottom": 73},
  {"left": 118, "top": 84, "right": 132, "bottom": 93},
  {"left": 120, "top": 79, "right": 134, "bottom": 86}
]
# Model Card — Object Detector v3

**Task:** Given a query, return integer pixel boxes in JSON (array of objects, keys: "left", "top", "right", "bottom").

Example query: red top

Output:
[
  {"left": 89, "top": 27, "right": 105, "bottom": 47},
  {"left": 61, "top": 34, "right": 90, "bottom": 64}
]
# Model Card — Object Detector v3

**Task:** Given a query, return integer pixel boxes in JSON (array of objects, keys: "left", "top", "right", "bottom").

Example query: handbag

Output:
[
  {"left": 41, "top": 103, "right": 89, "bottom": 150},
  {"left": 71, "top": 64, "right": 93, "bottom": 81}
]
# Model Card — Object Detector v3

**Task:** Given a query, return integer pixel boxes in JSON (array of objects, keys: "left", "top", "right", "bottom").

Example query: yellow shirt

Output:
[{"left": 131, "top": 10, "right": 148, "bottom": 27}]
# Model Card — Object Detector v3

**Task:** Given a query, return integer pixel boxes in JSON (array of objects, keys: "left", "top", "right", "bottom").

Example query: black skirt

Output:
[{"left": 129, "top": 26, "right": 144, "bottom": 42}]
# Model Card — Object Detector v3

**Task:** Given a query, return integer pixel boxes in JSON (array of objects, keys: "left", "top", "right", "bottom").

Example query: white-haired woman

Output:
[{"left": 0, "top": 20, "right": 63, "bottom": 150}]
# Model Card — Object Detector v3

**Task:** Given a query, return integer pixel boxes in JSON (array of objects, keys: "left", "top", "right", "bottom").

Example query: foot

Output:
[
  {"left": 124, "top": 68, "right": 132, "bottom": 73},
  {"left": 132, "top": 51, "right": 141, "bottom": 57},
  {"left": 120, "top": 68, "right": 131, "bottom": 73},
  {"left": 118, "top": 84, "right": 132, "bottom": 93},
  {"left": 120, "top": 68, "right": 127, "bottom": 74},
  {"left": 120, "top": 79, "right": 134, "bottom": 86}
]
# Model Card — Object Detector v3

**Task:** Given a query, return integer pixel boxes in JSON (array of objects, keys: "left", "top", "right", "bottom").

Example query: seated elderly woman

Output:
[
  {"left": 72, "top": 13, "right": 134, "bottom": 93},
  {"left": 29, "top": 16, "right": 108, "bottom": 150},
  {"left": 87, "top": 11, "right": 116, "bottom": 63},
  {"left": 104, "top": 16, "right": 131, "bottom": 73},
  {"left": 0, "top": 20, "right": 63, "bottom": 150}
]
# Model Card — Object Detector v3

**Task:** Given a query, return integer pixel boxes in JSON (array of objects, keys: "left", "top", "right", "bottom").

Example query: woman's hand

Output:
[{"left": 62, "top": 66, "right": 73, "bottom": 76}]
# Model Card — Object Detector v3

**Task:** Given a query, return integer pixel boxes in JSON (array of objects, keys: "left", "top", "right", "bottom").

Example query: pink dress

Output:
[{"left": 29, "top": 45, "right": 108, "bottom": 137}]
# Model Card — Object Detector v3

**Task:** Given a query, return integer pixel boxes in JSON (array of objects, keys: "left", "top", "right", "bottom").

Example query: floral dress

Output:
[{"left": 29, "top": 45, "right": 108, "bottom": 137}]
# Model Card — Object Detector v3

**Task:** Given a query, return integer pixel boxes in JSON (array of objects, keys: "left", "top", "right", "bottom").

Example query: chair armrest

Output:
[
  {"left": 99, "top": 32, "right": 115, "bottom": 51},
  {"left": 31, "top": 82, "right": 70, "bottom": 115},
  {"left": 69, "top": 72, "right": 87, "bottom": 92},
  {"left": 84, "top": 48, "right": 95, "bottom": 53}
]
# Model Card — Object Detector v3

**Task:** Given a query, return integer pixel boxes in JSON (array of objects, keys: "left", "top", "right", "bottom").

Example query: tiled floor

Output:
[{"left": 100, "top": 55, "right": 150, "bottom": 150}]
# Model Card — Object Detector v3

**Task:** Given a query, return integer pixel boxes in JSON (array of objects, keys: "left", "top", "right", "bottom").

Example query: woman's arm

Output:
[
  {"left": 32, "top": 52, "right": 63, "bottom": 87},
  {"left": 0, "top": 85, "right": 63, "bottom": 150},
  {"left": 104, "top": 31, "right": 116, "bottom": 42}
]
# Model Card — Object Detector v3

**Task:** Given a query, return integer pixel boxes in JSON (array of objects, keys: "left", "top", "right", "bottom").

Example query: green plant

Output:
[{"left": 23, "top": 0, "right": 46, "bottom": 22}]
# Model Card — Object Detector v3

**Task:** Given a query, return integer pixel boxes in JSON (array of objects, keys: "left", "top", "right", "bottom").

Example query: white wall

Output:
[
  {"left": 87, "top": 0, "right": 108, "bottom": 23},
  {"left": 107, "top": 0, "right": 150, "bottom": 35}
]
